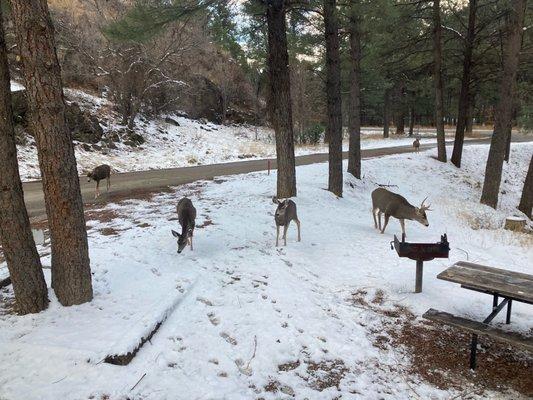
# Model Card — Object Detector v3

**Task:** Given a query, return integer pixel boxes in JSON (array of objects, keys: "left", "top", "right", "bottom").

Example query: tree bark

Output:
[
  {"left": 11, "top": 0, "right": 93, "bottom": 305},
  {"left": 0, "top": 8, "right": 48, "bottom": 315},
  {"left": 408, "top": 106, "right": 415, "bottom": 136},
  {"left": 266, "top": 0, "right": 297, "bottom": 198},
  {"left": 451, "top": 0, "right": 477, "bottom": 168},
  {"left": 393, "top": 81, "right": 406, "bottom": 135},
  {"left": 518, "top": 155, "right": 533, "bottom": 219},
  {"left": 324, "top": 0, "right": 343, "bottom": 196},
  {"left": 466, "top": 95, "right": 474, "bottom": 135},
  {"left": 432, "top": 0, "right": 447, "bottom": 162},
  {"left": 383, "top": 88, "right": 391, "bottom": 138},
  {"left": 347, "top": 12, "right": 361, "bottom": 179},
  {"left": 480, "top": 0, "right": 527, "bottom": 209}
]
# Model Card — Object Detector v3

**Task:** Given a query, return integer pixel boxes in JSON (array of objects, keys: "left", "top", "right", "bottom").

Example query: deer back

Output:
[{"left": 177, "top": 197, "right": 196, "bottom": 232}]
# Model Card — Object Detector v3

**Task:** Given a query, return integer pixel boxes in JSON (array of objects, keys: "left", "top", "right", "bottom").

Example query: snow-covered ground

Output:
[
  {"left": 1, "top": 143, "right": 531, "bottom": 400},
  {"left": 14, "top": 88, "right": 453, "bottom": 181}
]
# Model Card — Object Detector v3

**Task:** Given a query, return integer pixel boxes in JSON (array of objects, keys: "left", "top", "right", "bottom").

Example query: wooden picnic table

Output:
[
  {"left": 435, "top": 261, "right": 533, "bottom": 369},
  {"left": 438, "top": 261, "right": 533, "bottom": 305}
]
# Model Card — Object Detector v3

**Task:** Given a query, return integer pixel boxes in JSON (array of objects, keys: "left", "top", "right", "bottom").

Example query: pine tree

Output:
[
  {"left": 11, "top": 0, "right": 93, "bottom": 306},
  {"left": 0, "top": 6, "right": 48, "bottom": 314}
]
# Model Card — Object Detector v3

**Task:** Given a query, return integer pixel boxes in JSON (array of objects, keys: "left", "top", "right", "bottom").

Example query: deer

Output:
[
  {"left": 371, "top": 187, "right": 431, "bottom": 238},
  {"left": 273, "top": 197, "right": 301, "bottom": 247},
  {"left": 413, "top": 138, "right": 420, "bottom": 153},
  {"left": 87, "top": 164, "right": 111, "bottom": 199},
  {"left": 171, "top": 197, "right": 196, "bottom": 254}
]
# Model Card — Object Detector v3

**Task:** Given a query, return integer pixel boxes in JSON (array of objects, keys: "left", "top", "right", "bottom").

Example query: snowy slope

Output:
[
  {"left": 1, "top": 143, "right": 531, "bottom": 400},
  {"left": 13, "top": 87, "right": 450, "bottom": 181}
]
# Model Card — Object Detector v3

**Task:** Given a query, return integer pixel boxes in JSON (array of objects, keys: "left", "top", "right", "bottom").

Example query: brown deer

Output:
[
  {"left": 273, "top": 197, "right": 301, "bottom": 246},
  {"left": 172, "top": 197, "right": 196, "bottom": 253},
  {"left": 87, "top": 164, "right": 111, "bottom": 199},
  {"left": 413, "top": 138, "right": 420, "bottom": 153},
  {"left": 371, "top": 188, "right": 431, "bottom": 237}
]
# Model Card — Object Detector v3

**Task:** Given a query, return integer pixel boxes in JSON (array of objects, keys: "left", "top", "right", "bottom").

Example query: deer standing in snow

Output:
[
  {"left": 273, "top": 197, "right": 301, "bottom": 247},
  {"left": 371, "top": 188, "right": 431, "bottom": 237},
  {"left": 413, "top": 138, "right": 420, "bottom": 153},
  {"left": 87, "top": 164, "right": 111, "bottom": 199},
  {"left": 172, "top": 197, "right": 197, "bottom": 253}
]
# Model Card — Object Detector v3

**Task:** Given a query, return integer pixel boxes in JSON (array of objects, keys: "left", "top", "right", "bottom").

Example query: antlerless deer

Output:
[
  {"left": 273, "top": 197, "right": 301, "bottom": 246},
  {"left": 87, "top": 164, "right": 111, "bottom": 199},
  {"left": 371, "top": 188, "right": 431, "bottom": 237},
  {"left": 172, "top": 197, "right": 196, "bottom": 253}
]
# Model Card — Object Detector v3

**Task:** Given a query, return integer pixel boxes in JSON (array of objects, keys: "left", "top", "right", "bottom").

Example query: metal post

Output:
[
  {"left": 506, "top": 299, "right": 512, "bottom": 324},
  {"left": 492, "top": 294, "right": 498, "bottom": 309},
  {"left": 470, "top": 333, "right": 478, "bottom": 370},
  {"left": 415, "top": 260, "right": 423, "bottom": 293},
  {"left": 268, "top": 160, "right": 271, "bottom": 175}
]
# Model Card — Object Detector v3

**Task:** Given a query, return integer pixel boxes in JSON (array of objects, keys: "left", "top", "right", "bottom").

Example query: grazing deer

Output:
[
  {"left": 172, "top": 197, "right": 196, "bottom": 253},
  {"left": 413, "top": 138, "right": 420, "bottom": 153},
  {"left": 87, "top": 164, "right": 111, "bottom": 199},
  {"left": 371, "top": 187, "right": 431, "bottom": 237},
  {"left": 273, "top": 197, "right": 301, "bottom": 247}
]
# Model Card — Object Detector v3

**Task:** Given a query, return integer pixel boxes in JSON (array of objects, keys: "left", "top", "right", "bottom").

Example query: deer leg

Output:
[
  {"left": 276, "top": 225, "right": 280, "bottom": 247},
  {"left": 283, "top": 224, "right": 289, "bottom": 246},
  {"left": 295, "top": 219, "right": 301, "bottom": 242},
  {"left": 95, "top": 181, "right": 100, "bottom": 199},
  {"left": 400, "top": 219, "right": 406, "bottom": 238},
  {"left": 372, "top": 208, "right": 378, "bottom": 229},
  {"left": 107, "top": 176, "right": 110, "bottom": 192},
  {"left": 189, "top": 235, "right": 193, "bottom": 251},
  {"left": 377, "top": 211, "right": 382, "bottom": 231},
  {"left": 381, "top": 214, "right": 390, "bottom": 234}
]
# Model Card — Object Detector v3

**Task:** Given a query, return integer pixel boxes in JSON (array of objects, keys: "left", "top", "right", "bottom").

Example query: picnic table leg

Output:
[
  {"left": 469, "top": 334, "right": 478, "bottom": 370},
  {"left": 415, "top": 260, "right": 423, "bottom": 293},
  {"left": 492, "top": 294, "right": 498, "bottom": 309},
  {"left": 506, "top": 299, "right": 512, "bottom": 324}
]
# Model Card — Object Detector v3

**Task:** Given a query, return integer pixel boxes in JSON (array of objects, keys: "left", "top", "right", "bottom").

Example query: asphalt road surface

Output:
[{"left": 23, "top": 135, "right": 531, "bottom": 218}]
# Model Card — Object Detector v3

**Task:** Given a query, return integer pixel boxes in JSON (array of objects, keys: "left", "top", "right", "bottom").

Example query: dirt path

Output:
[{"left": 23, "top": 136, "right": 531, "bottom": 218}]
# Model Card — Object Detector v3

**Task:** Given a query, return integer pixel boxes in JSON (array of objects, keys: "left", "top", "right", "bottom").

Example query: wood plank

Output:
[
  {"left": 437, "top": 261, "right": 533, "bottom": 304},
  {"left": 423, "top": 308, "right": 533, "bottom": 352}
]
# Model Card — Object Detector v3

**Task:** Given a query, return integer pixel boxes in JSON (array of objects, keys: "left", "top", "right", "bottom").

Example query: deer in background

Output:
[
  {"left": 273, "top": 197, "right": 301, "bottom": 246},
  {"left": 172, "top": 197, "right": 196, "bottom": 253},
  {"left": 413, "top": 138, "right": 420, "bottom": 153},
  {"left": 371, "top": 187, "right": 431, "bottom": 237},
  {"left": 87, "top": 164, "right": 111, "bottom": 199}
]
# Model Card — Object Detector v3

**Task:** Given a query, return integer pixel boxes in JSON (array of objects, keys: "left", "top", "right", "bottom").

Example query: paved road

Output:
[{"left": 23, "top": 135, "right": 531, "bottom": 218}]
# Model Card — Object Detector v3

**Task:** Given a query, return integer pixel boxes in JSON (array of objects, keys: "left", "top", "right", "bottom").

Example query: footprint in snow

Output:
[
  {"left": 220, "top": 332, "right": 237, "bottom": 346},
  {"left": 207, "top": 312, "right": 220, "bottom": 326}
]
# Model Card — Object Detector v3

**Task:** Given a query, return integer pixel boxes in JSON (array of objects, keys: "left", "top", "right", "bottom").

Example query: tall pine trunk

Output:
[
  {"left": 432, "top": 0, "right": 447, "bottom": 162},
  {"left": 408, "top": 106, "right": 415, "bottom": 136},
  {"left": 466, "top": 95, "right": 474, "bottom": 135},
  {"left": 347, "top": 12, "right": 361, "bottom": 179},
  {"left": 480, "top": 0, "right": 526, "bottom": 209},
  {"left": 518, "top": 155, "right": 533, "bottom": 219},
  {"left": 451, "top": 0, "right": 477, "bottom": 168},
  {"left": 324, "top": 0, "right": 343, "bottom": 196},
  {"left": 0, "top": 8, "right": 48, "bottom": 315},
  {"left": 383, "top": 89, "right": 390, "bottom": 138},
  {"left": 11, "top": 0, "right": 93, "bottom": 306},
  {"left": 266, "top": 0, "right": 297, "bottom": 198}
]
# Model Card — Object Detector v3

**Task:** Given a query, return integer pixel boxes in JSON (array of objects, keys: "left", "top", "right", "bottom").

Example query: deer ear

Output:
[{"left": 171, "top": 230, "right": 180, "bottom": 238}]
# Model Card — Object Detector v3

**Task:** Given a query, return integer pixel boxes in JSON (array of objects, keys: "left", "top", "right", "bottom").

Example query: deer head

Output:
[{"left": 414, "top": 197, "right": 431, "bottom": 227}]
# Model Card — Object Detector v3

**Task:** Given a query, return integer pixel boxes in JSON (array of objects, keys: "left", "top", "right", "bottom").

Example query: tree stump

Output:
[{"left": 504, "top": 217, "right": 526, "bottom": 232}]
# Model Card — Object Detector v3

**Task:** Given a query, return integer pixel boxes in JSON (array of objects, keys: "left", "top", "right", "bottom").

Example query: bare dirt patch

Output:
[
  {"left": 348, "top": 289, "right": 532, "bottom": 397},
  {"left": 85, "top": 208, "right": 121, "bottom": 223},
  {"left": 305, "top": 359, "right": 349, "bottom": 391},
  {"left": 98, "top": 227, "right": 129, "bottom": 236},
  {"left": 396, "top": 320, "right": 533, "bottom": 397},
  {"left": 197, "top": 218, "right": 214, "bottom": 229}
]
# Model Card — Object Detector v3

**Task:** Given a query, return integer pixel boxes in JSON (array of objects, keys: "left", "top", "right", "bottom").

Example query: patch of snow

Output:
[
  {"left": 1, "top": 143, "right": 532, "bottom": 399},
  {"left": 10, "top": 81, "right": 24, "bottom": 92}
]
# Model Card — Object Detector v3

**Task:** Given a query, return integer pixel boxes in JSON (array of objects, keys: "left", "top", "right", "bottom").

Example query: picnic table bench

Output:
[{"left": 423, "top": 261, "right": 533, "bottom": 369}]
